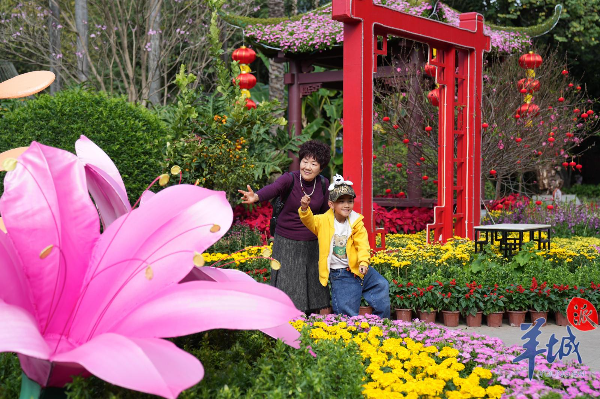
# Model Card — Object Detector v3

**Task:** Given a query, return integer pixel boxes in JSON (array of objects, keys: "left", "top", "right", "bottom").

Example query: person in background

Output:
[
  {"left": 238, "top": 140, "right": 331, "bottom": 314},
  {"left": 298, "top": 175, "right": 390, "bottom": 318}
]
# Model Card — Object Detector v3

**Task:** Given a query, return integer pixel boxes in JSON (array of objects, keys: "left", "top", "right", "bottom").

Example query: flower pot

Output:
[
  {"left": 418, "top": 310, "right": 437, "bottom": 323},
  {"left": 555, "top": 311, "right": 570, "bottom": 326},
  {"left": 486, "top": 312, "right": 504, "bottom": 327},
  {"left": 508, "top": 310, "right": 527, "bottom": 327},
  {"left": 319, "top": 307, "right": 332, "bottom": 315},
  {"left": 395, "top": 308, "right": 412, "bottom": 322},
  {"left": 442, "top": 311, "right": 460, "bottom": 327},
  {"left": 465, "top": 312, "right": 483, "bottom": 327},
  {"left": 530, "top": 310, "right": 548, "bottom": 327},
  {"left": 359, "top": 306, "right": 373, "bottom": 316}
]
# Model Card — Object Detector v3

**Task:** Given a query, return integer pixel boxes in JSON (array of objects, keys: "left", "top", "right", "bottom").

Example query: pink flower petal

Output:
[
  {"left": 76, "top": 135, "right": 127, "bottom": 197},
  {"left": 52, "top": 333, "right": 202, "bottom": 399},
  {"left": 108, "top": 281, "right": 302, "bottom": 338},
  {"left": 0, "top": 301, "right": 50, "bottom": 359},
  {"left": 70, "top": 186, "right": 232, "bottom": 340},
  {"left": 0, "top": 233, "right": 33, "bottom": 312},
  {"left": 0, "top": 142, "right": 100, "bottom": 335}
]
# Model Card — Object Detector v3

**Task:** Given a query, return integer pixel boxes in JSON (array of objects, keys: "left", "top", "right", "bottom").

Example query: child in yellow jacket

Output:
[{"left": 299, "top": 175, "right": 390, "bottom": 318}]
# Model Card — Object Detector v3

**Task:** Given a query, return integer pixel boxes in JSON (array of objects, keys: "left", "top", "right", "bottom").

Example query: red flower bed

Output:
[
  {"left": 233, "top": 202, "right": 434, "bottom": 240},
  {"left": 374, "top": 203, "right": 434, "bottom": 234}
]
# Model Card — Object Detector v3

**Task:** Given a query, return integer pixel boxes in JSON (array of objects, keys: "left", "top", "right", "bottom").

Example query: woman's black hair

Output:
[{"left": 298, "top": 140, "right": 331, "bottom": 169}]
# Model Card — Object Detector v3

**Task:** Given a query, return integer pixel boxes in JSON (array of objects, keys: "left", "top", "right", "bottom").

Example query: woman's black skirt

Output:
[{"left": 271, "top": 234, "right": 330, "bottom": 312}]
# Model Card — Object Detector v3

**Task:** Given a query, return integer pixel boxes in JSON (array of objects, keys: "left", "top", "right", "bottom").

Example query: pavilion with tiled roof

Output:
[{"left": 220, "top": 1, "right": 562, "bottom": 203}]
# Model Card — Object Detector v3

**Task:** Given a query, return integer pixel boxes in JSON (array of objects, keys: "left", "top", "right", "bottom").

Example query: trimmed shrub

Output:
[{"left": 0, "top": 88, "right": 169, "bottom": 202}]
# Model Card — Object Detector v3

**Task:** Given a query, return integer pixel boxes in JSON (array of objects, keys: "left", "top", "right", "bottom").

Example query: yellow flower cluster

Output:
[
  {"left": 201, "top": 244, "right": 272, "bottom": 266},
  {"left": 294, "top": 320, "right": 505, "bottom": 399},
  {"left": 371, "top": 231, "right": 600, "bottom": 269}
]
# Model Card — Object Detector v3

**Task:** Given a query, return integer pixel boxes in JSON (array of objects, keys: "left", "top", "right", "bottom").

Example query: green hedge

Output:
[
  {"left": 0, "top": 330, "right": 364, "bottom": 398},
  {"left": 563, "top": 184, "right": 600, "bottom": 199},
  {"left": 0, "top": 88, "right": 169, "bottom": 202}
]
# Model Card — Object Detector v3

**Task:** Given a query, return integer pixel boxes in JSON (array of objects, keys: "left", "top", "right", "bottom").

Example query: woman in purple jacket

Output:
[{"left": 239, "top": 140, "right": 331, "bottom": 313}]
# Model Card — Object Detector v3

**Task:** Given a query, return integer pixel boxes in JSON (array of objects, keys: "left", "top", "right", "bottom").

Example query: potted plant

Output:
[
  {"left": 415, "top": 285, "right": 441, "bottom": 323},
  {"left": 482, "top": 285, "right": 506, "bottom": 327},
  {"left": 440, "top": 279, "right": 460, "bottom": 327},
  {"left": 359, "top": 297, "right": 373, "bottom": 315},
  {"left": 457, "top": 281, "right": 484, "bottom": 327},
  {"left": 504, "top": 283, "right": 530, "bottom": 326},
  {"left": 390, "top": 280, "right": 416, "bottom": 322},
  {"left": 528, "top": 277, "right": 550, "bottom": 327}
]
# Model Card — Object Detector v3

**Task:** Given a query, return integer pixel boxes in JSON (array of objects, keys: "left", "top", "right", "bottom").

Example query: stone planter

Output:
[
  {"left": 508, "top": 310, "right": 527, "bottom": 327},
  {"left": 395, "top": 308, "right": 412, "bottom": 322},
  {"left": 319, "top": 307, "right": 333, "bottom": 315},
  {"left": 465, "top": 312, "right": 483, "bottom": 327},
  {"left": 418, "top": 310, "right": 437, "bottom": 323},
  {"left": 486, "top": 312, "right": 504, "bottom": 327},
  {"left": 442, "top": 310, "right": 460, "bottom": 327},
  {"left": 555, "top": 311, "right": 570, "bottom": 326},
  {"left": 530, "top": 310, "right": 548, "bottom": 327},
  {"left": 359, "top": 306, "right": 373, "bottom": 316}
]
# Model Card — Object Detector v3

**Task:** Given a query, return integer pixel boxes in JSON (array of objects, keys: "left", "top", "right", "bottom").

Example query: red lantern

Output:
[
  {"left": 516, "top": 103, "right": 540, "bottom": 117},
  {"left": 403, "top": 138, "right": 410, "bottom": 144},
  {"left": 416, "top": 162, "right": 421, "bottom": 166},
  {"left": 245, "top": 98, "right": 257, "bottom": 110},
  {"left": 535, "top": 200, "right": 542, "bottom": 205},
  {"left": 393, "top": 124, "right": 399, "bottom": 129},
  {"left": 562, "top": 162, "right": 569, "bottom": 169},
  {"left": 548, "top": 137, "right": 555, "bottom": 142},
  {"left": 420, "top": 157, "right": 425, "bottom": 161},
  {"left": 424, "top": 63, "right": 436, "bottom": 77},
  {"left": 232, "top": 46, "right": 256, "bottom": 64},
  {"left": 581, "top": 113, "right": 589, "bottom": 119},
  {"left": 425, "top": 126, "right": 433, "bottom": 132},
  {"left": 396, "top": 163, "right": 402, "bottom": 168},
  {"left": 383, "top": 116, "right": 390, "bottom": 122},
  {"left": 515, "top": 137, "right": 522, "bottom": 143},
  {"left": 568, "top": 83, "right": 574, "bottom": 87},
  {"left": 385, "top": 188, "right": 391, "bottom": 194},
  {"left": 574, "top": 108, "right": 581, "bottom": 114},
  {"left": 422, "top": 175, "right": 429, "bottom": 181},
  {"left": 482, "top": 123, "right": 489, "bottom": 129},
  {"left": 517, "top": 78, "right": 541, "bottom": 92},
  {"left": 577, "top": 86, "right": 581, "bottom": 91},
  {"left": 576, "top": 164, "right": 583, "bottom": 170},
  {"left": 373, "top": 155, "right": 377, "bottom": 160},
  {"left": 490, "top": 169, "right": 497, "bottom": 176},
  {"left": 558, "top": 97, "right": 565, "bottom": 102},
  {"left": 569, "top": 161, "right": 576, "bottom": 167},
  {"left": 562, "top": 70, "right": 569, "bottom": 75},
  {"left": 427, "top": 88, "right": 440, "bottom": 107},
  {"left": 547, "top": 205, "right": 554, "bottom": 210},
  {"left": 519, "top": 52, "right": 543, "bottom": 69},
  {"left": 587, "top": 110, "right": 594, "bottom": 115},
  {"left": 234, "top": 73, "right": 257, "bottom": 90}
]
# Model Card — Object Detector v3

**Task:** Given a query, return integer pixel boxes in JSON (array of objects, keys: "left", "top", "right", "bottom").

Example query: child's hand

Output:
[
  {"left": 300, "top": 194, "right": 311, "bottom": 211},
  {"left": 359, "top": 264, "right": 369, "bottom": 275}
]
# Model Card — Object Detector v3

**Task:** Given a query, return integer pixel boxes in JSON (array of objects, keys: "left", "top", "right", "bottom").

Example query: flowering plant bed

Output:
[
  {"left": 482, "top": 285, "right": 506, "bottom": 315},
  {"left": 389, "top": 280, "right": 416, "bottom": 310},
  {"left": 295, "top": 314, "right": 600, "bottom": 398}
]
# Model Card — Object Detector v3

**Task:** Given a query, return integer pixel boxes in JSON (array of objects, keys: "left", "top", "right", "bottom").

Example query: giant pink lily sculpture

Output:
[
  {"left": 75, "top": 135, "right": 302, "bottom": 348},
  {"left": 0, "top": 142, "right": 302, "bottom": 398}
]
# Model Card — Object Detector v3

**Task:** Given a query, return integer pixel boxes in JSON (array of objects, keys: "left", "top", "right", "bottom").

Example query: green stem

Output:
[{"left": 19, "top": 372, "right": 41, "bottom": 399}]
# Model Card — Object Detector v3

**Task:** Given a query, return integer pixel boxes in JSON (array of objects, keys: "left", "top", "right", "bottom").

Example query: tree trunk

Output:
[
  {"left": 148, "top": 0, "right": 162, "bottom": 105},
  {"left": 48, "top": 0, "right": 62, "bottom": 93},
  {"left": 268, "top": 0, "right": 286, "bottom": 134},
  {"left": 407, "top": 48, "right": 424, "bottom": 200},
  {"left": 495, "top": 176, "right": 502, "bottom": 200},
  {"left": 75, "top": 0, "right": 89, "bottom": 82}
]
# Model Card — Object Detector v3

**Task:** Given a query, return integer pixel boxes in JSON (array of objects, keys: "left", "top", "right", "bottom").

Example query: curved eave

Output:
[{"left": 485, "top": 4, "right": 562, "bottom": 38}]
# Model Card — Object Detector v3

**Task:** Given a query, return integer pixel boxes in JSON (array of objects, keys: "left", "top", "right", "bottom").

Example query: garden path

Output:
[{"left": 452, "top": 324, "right": 600, "bottom": 372}]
